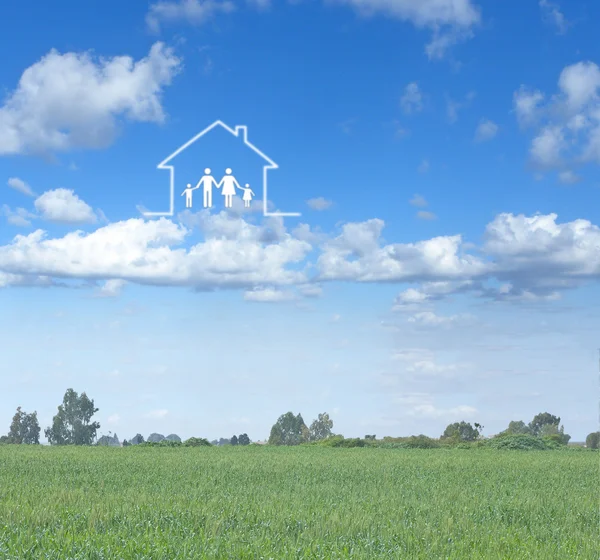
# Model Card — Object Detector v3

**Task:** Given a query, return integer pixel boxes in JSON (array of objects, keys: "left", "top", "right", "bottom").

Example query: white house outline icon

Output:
[{"left": 143, "top": 120, "right": 301, "bottom": 218}]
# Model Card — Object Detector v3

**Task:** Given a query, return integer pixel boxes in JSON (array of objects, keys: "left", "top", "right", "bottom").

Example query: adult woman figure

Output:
[{"left": 218, "top": 168, "right": 242, "bottom": 208}]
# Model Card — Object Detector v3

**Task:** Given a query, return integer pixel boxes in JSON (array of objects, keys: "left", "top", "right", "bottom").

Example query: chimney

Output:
[{"left": 235, "top": 126, "right": 247, "bottom": 142}]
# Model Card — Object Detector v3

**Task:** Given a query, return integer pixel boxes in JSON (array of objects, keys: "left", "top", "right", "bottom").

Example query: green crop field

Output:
[{"left": 0, "top": 446, "right": 597, "bottom": 559}]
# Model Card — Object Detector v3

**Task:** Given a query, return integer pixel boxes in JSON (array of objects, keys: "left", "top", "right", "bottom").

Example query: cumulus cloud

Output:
[
  {"left": 514, "top": 61, "right": 600, "bottom": 176},
  {"left": 244, "top": 287, "right": 297, "bottom": 302},
  {"left": 407, "top": 311, "right": 474, "bottom": 327},
  {"left": 331, "top": 0, "right": 481, "bottom": 59},
  {"left": 2, "top": 205, "right": 36, "bottom": 227},
  {"left": 1, "top": 206, "right": 599, "bottom": 307},
  {"left": 96, "top": 279, "right": 127, "bottom": 298},
  {"left": 475, "top": 119, "right": 498, "bottom": 142},
  {"left": 7, "top": 177, "right": 35, "bottom": 196},
  {"left": 316, "top": 219, "right": 485, "bottom": 283},
  {"left": 146, "top": 0, "right": 235, "bottom": 32},
  {"left": 307, "top": 197, "right": 333, "bottom": 211},
  {"left": 319, "top": 212, "right": 600, "bottom": 303},
  {"left": 0, "top": 214, "right": 311, "bottom": 290},
  {"left": 0, "top": 43, "right": 181, "bottom": 156},
  {"left": 34, "top": 189, "right": 97, "bottom": 224}
]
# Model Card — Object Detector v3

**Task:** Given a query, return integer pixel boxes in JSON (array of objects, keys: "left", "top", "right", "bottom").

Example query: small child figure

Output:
[
  {"left": 181, "top": 183, "right": 198, "bottom": 208},
  {"left": 240, "top": 183, "right": 255, "bottom": 208}
]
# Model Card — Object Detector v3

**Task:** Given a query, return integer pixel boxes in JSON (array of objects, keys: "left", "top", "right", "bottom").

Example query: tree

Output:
[
  {"left": 122, "top": 439, "right": 131, "bottom": 447},
  {"left": 364, "top": 434, "right": 376, "bottom": 440},
  {"left": 540, "top": 423, "right": 571, "bottom": 444},
  {"left": 528, "top": 412, "right": 560, "bottom": 437},
  {"left": 8, "top": 407, "right": 40, "bottom": 444},
  {"left": 268, "top": 412, "right": 308, "bottom": 445},
  {"left": 441, "top": 421, "right": 480, "bottom": 442},
  {"left": 308, "top": 412, "right": 333, "bottom": 442},
  {"left": 585, "top": 431, "right": 600, "bottom": 449},
  {"left": 238, "top": 433, "right": 250, "bottom": 445},
  {"left": 503, "top": 420, "right": 532, "bottom": 435},
  {"left": 44, "top": 389, "right": 100, "bottom": 445},
  {"left": 230, "top": 435, "right": 239, "bottom": 446}
]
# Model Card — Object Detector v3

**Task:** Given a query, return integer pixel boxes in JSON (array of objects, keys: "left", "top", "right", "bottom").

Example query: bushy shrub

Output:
[
  {"left": 138, "top": 439, "right": 183, "bottom": 447},
  {"left": 585, "top": 431, "right": 600, "bottom": 449},
  {"left": 403, "top": 435, "right": 441, "bottom": 449},
  {"left": 486, "top": 434, "right": 547, "bottom": 450},
  {"left": 541, "top": 434, "right": 565, "bottom": 449},
  {"left": 315, "top": 436, "right": 366, "bottom": 448}
]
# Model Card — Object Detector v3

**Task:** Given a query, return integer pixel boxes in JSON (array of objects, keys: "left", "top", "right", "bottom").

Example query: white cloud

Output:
[
  {"left": 330, "top": 0, "right": 481, "bottom": 59},
  {"left": 0, "top": 214, "right": 311, "bottom": 290},
  {"left": 514, "top": 62, "right": 600, "bottom": 176},
  {"left": 409, "top": 194, "right": 428, "bottom": 207},
  {"left": 0, "top": 43, "right": 181, "bottom": 156},
  {"left": 390, "top": 391, "right": 476, "bottom": 419},
  {"left": 2, "top": 205, "right": 36, "bottom": 227},
  {"left": 417, "top": 211, "right": 437, "bottom": 220},
  {"left": 7, "top": 177, "right": 35, "bottom": 196},
  {"left": 513, "top": 87, "right": 545, "bottom": 127},
  {"left": 475, "top": 119, "right": 498, "bottom": 142},
  {"left": 1, "top": 208, "right": 599, "bottom": 305},
  {"left": 297, "top": 283, "right": 323, "bottom": 298},
  {"left": 319, "top": 212, "right": 600, "bottom": 302},
  {"left": 418, "top": 159, "right": 430, "bottom": 173},
  {"left": 244, "top": 287, "right": 297, "bottom": 302},
  {"left": 146, "top": 0, "right": 235, "bottom": 32},
  {"left": 407, "top": 403, "right": 477, "bottom": 419},
  {"left": 539, "top": 0, "right": 569, "bottom": 34},
  {"left": 558, "top": 170, "right": 581, "bottom": 184},
  {"left": 317, "top": 219, "right": 486, "bottom": 283},
  {"left": 401, "top": 82, "right": 423, "bottom": 114},
  {"left": 307, "top": 197, "right": 333, "bottom": 211},
  {"left": 446, "top": 91, "right": 476, "bottom": 124},
  {"left": 34, "top": 189, "right": 97, "bottom": 224},
  {"left": 107, "top": 414, "right": 120, "bottom": 425},
  {"left": 96, "top": 279, "right": 127, "bottom": 298},
  {"left": 394, "top": 281, "right": 476, "bottom": 310},
  {"left": 407, "top": 311, "right": 473, "bottom": 327}
]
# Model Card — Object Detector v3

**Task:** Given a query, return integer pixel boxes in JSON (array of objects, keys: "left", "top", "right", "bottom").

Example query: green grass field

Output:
[{"left": 0, "top": 446, "right": 597, "bottom": 559}]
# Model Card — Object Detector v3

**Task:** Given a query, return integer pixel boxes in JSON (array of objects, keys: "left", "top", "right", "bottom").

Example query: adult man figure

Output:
[{"left": 195, "top": 168, "right": 219, "bottom": 208}]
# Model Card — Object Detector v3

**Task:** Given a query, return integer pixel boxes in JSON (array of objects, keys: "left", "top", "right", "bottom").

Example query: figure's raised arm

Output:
[{"left": 233, "top": 177, "right": 242, "bottom": 190}]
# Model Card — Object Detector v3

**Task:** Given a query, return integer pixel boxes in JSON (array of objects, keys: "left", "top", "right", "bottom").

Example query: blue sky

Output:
[{"left": 0, "top": 0, "right": 598, "bottom": 442}]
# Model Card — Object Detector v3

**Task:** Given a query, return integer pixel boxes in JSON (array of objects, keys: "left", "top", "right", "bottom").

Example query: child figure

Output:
[
  {"left": 181, "top": 183, "right": 198, "bottom": 208},
  {"left": 240, "top": 183, "right": 255, "bottom": 208}
]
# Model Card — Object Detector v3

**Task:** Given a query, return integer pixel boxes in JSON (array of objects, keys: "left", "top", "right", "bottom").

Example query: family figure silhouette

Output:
[{"left": 181, "top": 168, "right": 255, "bottom": 209}]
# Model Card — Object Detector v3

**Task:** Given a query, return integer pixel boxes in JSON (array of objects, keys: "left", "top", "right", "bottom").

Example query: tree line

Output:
[{"left": 1, "top": 388, "right": 599, "bottom": 449}]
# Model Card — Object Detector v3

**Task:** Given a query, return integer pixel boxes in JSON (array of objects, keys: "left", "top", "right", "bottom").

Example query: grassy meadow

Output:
[{"left": 0, "top": 445, "right": 597, "bottom": 559}]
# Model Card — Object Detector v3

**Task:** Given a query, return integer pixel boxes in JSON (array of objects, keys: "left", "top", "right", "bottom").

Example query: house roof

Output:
[{"left": 157, "top": 120, "right": 277, "bottom": 169}]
